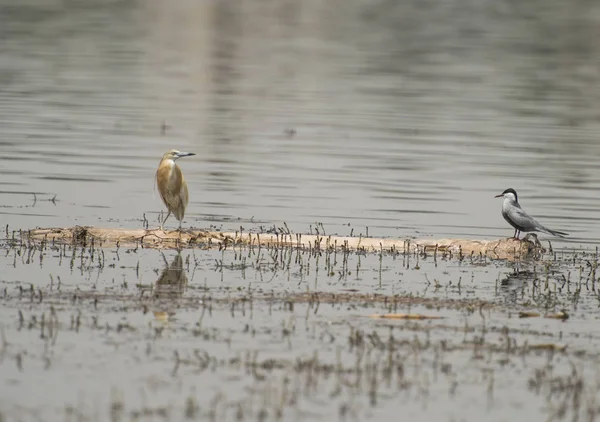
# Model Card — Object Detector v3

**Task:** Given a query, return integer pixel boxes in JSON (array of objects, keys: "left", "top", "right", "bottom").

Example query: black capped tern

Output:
[{"left": 494, "top": 188, "right": 568, "bottom": 239}]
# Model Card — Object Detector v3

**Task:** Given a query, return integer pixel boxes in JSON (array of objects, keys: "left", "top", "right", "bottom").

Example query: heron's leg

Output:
[
  {"left": 178, "top": 220, "right": 182, "bottom": 231},
  {"left": 513, "top": 228, "right": 517, "bottom": 239},
  {"left": 516, "top": 230, "right": 521, "bottom": 239},
  {"left": 161, "top": 211, "right": 171, "bottom": 230}
]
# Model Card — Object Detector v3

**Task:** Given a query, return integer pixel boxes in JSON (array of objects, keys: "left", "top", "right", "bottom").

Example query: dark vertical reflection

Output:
[
  {"left": 201, "top": 0, "right": 244, "bottom": 192},
  {"left": 207, "top": 0, "right": 242, "bottom": 145},
  {"left": 155, "top": 252, "right": 188, "bottom": 299}
]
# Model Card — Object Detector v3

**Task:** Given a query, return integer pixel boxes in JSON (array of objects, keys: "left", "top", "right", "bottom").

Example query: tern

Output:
[
  {"left": 494, "top": 188, "right": 568, "bottom": 239},
  {"left": 155, "top": 149, "right": 196, "bottom": 230}
]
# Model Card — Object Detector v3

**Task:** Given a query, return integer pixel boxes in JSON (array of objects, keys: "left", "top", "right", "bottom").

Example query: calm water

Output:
[
  {"left": 2, "top": 2, "right": 600, "bottom": 418},
  {"left": 1, "top": 0, "right": 600, "bottom": 243}
]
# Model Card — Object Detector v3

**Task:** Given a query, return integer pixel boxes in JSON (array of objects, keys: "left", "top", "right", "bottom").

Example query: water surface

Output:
[
  {"left": 2, "top": 1, "right": 600, "bottom": 421},
  {"left": 1, "top": 0, "right": 600, "bottom": 243}
]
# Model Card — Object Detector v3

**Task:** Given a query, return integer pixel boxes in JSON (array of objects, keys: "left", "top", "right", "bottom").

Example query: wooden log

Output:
[
  {"left": 369, "top": 313, "right": 445, "bottom": 320},
  {"left": 24, "top": 226, "right": 540, "bottom": 259}
]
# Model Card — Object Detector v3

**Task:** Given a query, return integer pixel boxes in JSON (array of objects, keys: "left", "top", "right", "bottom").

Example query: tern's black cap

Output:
[{"left": 500, "top": 188, "right": 518, "bottom": 201}]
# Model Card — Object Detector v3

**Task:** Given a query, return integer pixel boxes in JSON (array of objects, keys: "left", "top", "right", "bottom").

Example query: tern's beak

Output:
[
  {"left": 176, "top": 152, "right": 196, "bottom": 158},
  {"left": 494, "top": 194, "right": 504, "bottom": 198}
]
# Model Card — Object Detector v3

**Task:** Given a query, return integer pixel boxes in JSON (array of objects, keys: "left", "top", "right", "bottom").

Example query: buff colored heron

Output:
[{"left": 155, "top": 149, "right": 196, "bottom": 230}]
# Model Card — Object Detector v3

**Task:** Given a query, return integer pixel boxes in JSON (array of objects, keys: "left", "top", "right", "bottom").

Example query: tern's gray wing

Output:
[
  {"left": 505, "top": 204, "right": 568, "bottom": 237},
  {"left": 504, "top": 205, "right": 541, "bottom": 232}
]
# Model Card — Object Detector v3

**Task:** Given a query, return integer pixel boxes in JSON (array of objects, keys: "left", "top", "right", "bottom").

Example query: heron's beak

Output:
[
  {"left": 494, "top": 194, "right": 504, "bottom": 198},
  {"left": 176, "top": 152, "right": 196, "bottom": 158}
]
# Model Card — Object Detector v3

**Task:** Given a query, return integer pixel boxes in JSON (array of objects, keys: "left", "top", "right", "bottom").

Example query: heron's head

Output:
[
  {"left": 494, "top": 188, "right": 518, "bottom": 203},
  {"left": 161, "top": 149, "right": 196, "bottom": 162}
]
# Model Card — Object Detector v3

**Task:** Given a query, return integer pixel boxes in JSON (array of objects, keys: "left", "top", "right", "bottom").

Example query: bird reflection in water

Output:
[{"left": 155, "top": 252, "right": 188, "bottom": 300}]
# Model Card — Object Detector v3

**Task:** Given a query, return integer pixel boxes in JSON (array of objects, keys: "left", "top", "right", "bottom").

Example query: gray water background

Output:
[
  {"left": 1, "top": 0, "right": 599, "bottom": 243},
  {"left": 1, "top": 1, "right": 600, "bottom": 421}
]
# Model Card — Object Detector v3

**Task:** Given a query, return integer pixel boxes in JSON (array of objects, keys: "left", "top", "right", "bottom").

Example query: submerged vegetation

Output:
[{"left": 1, "top": 225, "right": 600, "bottom": 421}]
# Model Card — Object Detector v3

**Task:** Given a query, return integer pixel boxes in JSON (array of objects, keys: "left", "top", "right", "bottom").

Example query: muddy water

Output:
[
  {"left": 1, "top": 242, "right": 600, "bottom": 421},
  {"left": 2, "top": 0, "right": 600, "bottom": 421}
]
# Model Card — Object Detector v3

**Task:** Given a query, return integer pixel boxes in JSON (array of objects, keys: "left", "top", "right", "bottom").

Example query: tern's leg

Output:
[
  {"left": 178, "top": 220, "right": 182, "bottom": 231},
  {"left": 161, "top": 211, "right": 171, "bottom": 230}
]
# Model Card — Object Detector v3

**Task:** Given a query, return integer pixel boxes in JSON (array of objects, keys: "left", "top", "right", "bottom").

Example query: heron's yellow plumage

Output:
[{"left": 155, "top": 149, "right": 195, "bottom": 230}]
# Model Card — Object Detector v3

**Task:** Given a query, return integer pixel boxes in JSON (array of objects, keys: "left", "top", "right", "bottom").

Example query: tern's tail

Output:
[{"left": 540, "top": 226, "right": 568, "bottom": 238}]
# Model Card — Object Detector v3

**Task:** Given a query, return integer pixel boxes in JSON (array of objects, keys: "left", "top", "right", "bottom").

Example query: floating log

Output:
[
  {"left": 527, "top": 343, "right": 567, "bottom": 352},
  {"left": 369, "top": 313, "right": 445, "bottom": 320},
  {"left": 24, "top": 226, "right": 541, "bottom": 259},
  {"left": 519, "top": 311, "right": 541, "bottom": 318},
  {"left": 519, "top": 310, "right": 569, "bottom": 320}
]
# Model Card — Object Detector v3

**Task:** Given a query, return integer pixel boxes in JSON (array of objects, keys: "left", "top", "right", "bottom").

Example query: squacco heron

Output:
[{"left": 155, "top": 149, "right": 196, "bottom": 230}]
